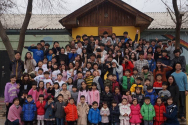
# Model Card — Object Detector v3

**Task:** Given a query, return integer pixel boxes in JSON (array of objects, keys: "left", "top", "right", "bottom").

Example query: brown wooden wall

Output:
[{"left": 78, "top": 2, "right": 136, "bottom": 27}]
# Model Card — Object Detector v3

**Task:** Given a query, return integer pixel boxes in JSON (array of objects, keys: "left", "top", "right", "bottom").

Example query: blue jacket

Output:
[
  {"left": 148, "top": 59, "right": 156, "bottom": 72},
  {"left": 110, "top": 105, "right": 120, "bottom": 123},
  {"left": 164, "top": 104, "right": 179, "bottom": 125},
  {"left": 28, "top": 46, "right": 44, "bottom": 63},
  {"left": 145, "top": 90, "right": 158, "bottom": 105},
  {"left": 68, "top": 53, "right": 78, "bottom": 63},
  {"left": 22, "top": 99, "right": 37, "bottom": 121},
  {"left": 44, "top": 102, "right": 55, "bottom": 119},
  {"left": 161, "top": 56, "right": 170, "bottom": 66},
  {"left": 46, "top": 54, "right": 55, "bottom": 61},
  {"left": 88, "top": 108, "right": 101, "bottom": 124}
]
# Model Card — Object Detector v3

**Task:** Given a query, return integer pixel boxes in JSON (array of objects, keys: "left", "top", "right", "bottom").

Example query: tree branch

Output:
[
  {"left": 167, "top": 8, "right": 177, "bottom": 23},
  {"left": 161, "top": 0, "right": 175, "bottom": 14}
]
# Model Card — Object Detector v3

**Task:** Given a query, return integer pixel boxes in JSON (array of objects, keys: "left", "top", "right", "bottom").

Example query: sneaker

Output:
[{"left": 181, "top": 116, "right": 186, "bottom": 121}]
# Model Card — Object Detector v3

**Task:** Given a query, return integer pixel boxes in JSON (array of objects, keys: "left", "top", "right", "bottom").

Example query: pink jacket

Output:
[
  {"left": 28, "top": 88, "right": 38, "bottom": 103},
  {"left": 8, "top": 104, "right": 22, "bottom": 125},
  {"left": 122, "top": 95, "right": 132, "bottom": 104},
  {"left": 77, "top": 90, "right": 90, "bottom": 104},
  {"left": 130, "top": 104, "right": 142, "bottom": 124},
  {"left": 89, "top": 90, "right": 100, "bottom": 105},
  {"left": 37, "top": 89, "right": 48, "bottom": 100}
]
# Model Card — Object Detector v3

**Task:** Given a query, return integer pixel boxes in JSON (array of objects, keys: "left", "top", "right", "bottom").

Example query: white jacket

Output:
[{"left": 119, "top": 103, "right": 131, "bottom": 120}]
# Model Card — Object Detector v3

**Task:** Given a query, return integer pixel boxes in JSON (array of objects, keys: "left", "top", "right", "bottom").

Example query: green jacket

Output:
[
  {"left": 121, "top": 76, "right": 134, "bottom": 91},
  {"left": 141, "top": 103, "right": 155, "bottom": 121}
]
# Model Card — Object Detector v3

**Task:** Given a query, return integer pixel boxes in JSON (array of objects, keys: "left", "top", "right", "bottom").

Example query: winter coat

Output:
[
  {"left": 89, "top": 90, "right": 100, "bottom": 105},
  {"left": 121, "top": 76, "right": 134, "bottom": 91},
  {"left": 170, "top": 56, "right": 186, "bottom": 72},
  {"left": 122, "top": 61, "right": 134, "bottom": 76},
  {"left": 110, "top": 105, "right": 120, "bottom": 123},
  {"left": 161, "top": 56, "right": 170, "bottom": 66},
  {"left": 28, "top": 47, "right": 44, "bottom": 63},
  {"left": 112, "top": 59, "right": 123, "bottom": 81},
  {"left": 148, "top": 59, "right": 156, "bottom": 72},
  {"left": 64, "top": 103, "right": 78, "bottom": 121},
  {"left": 100, "top": 91, "right": 113, "bottom": 107},
  {"left": 145, "top": 90, "right": 158, "bottom": 105},
  {"left": 112, "top": 81, "right": 119, "bottom": 93},
  {"left": 130, "top": 104, "right": 142, "bottom": 123},
  {"left": 140, "top": 72, "right": 154, "bottom": 86},
  {"left": 60, "top": 90, "right": 71, "bottom": 102},
  {"left": 10, "top": 59, "right": 24, "bottom": 80},
  {"left": 113, "top": 93, "right": 122, "bottom": 104},
  {"left": 22, "top": 100, "right": 37, "bottom": 121},
  {"left": 54, "top": 101, "right": 66, "bottom": 118},
  {"left": 130, "top": 84, "right": 144, "bottom": 95},
  {"left": 44, "top": 102, "right": 55, "bottom": 119},
  {"left": 164, "top": 104, "right": 179, "bottom": 125},
  {"left": 36, "top": 101, "right": 46, "bottom": 115},
  {"left": 104, "top": 79, "right": 113, "bottom": 92},
  {"left": 77, "top": 102, "right": 89, "bottom": 125},
  {"left": 154, "top": 103, "right": 166, "bottom": 122},
  {"left": 119, "top": 103, "right": 131, "bottom": 120},
  {"left": 100, "top": 107, "right": 110, "bottom": 123},
  {"left": 141, "top": 103, "right": 155, "bottom": 121},
  {"left": 88, "top": 108, "right": 101, "bottom": 124},
  {"left": 132, "top": 93, "right": 144, "bottom": 106},
  {"left": 167, "top": 84, "right": 179, "bottom": 105},
  {"left": 77, "top": 90, "right": 90, "bottom": 104},
  {"left": 93, "top": 76, "right": 104, "bottom": 93}
]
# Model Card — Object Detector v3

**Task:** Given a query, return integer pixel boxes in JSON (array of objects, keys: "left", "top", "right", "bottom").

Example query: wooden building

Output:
[{"left": 59, "top": 0, "right": 153, "bottom": 40}]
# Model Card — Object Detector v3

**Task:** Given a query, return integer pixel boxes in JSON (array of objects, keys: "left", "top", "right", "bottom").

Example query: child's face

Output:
[
  {"left": 136, "top": 88, "right": 141, "bottom": 94},
  {"left": 108, "top": 75, "right": 113, "bottom": 80},
  {"left": 103, "top": 104, "right": 108, "bottom": 109},
  {"left": 54, "top": 84, "right": 58, "bottom": 89},
  {"left": 126, "top": 91, "right": 130, "bottom": 96},
  {"left": 157, "top": 99, "right": 162, "bottom": 105},
  {"left": 133, "top": 70, "right": 138, "bottom": 75},
  {"left": 23, "top": 93, "right": 27, "bottom": 97},
  {"left": 32, "top": 85, "right": 37, "bottom": 90},
  {"left": 112, "top": 103, "right": 117, "bottom": 107},
  {"left": 43, "top": 59, "right": 48, "bottom": 64},
  {"left": 113, "top": 76, "right": 117, "bottom": 81},
  {"left": 145, "top": 99, "right": 150, "bottom": 105},
  {"left": 147, "top": 54, "right": 152, "bottom": 59},
  {"left": 93, "top": 71, "right": 98, "bottom": 77},
  {"left": 24, "top": 76, "right": 29, "bottom": 81},
  {"left": 49, "top": 50, "right": 53, "bottom": 54},
  {"left": 62, "top": 84, "right": 67, "bottom": 90},
  {"left": 48, "top": 98, "right": 53, "bottom": 103},
  {"left": 14, "top": 100, "right": 19, "bottom": 106},
  {"left": 27, "top": 97, "right": 33, "bottom": 102},
  {"left": 68, "top": 78, "right": 73, "bottom": 83},
  {"left": 77, "top": 73, "right": 83, "bottom": 78},
  {"left": 10, "top": 77, "right": 16, "bottom": 83},
  {"left": 93, "top": 104, "right": 98, "bottom": 109},
  {"left": 92, "top": 85, "right": 97, "bottom": 90},
  {"left": 167, "top": 99, "right": 173, "bottom": 105},
  {"left": 122, "top": 99, "right": 128, "bottom": 105},
  {"left": 162, "top": 85, "right": 167, "bottom": 90},
  {"left": 57, "top": 75, "right": 62, "bottom": 80},
  {"left": 44, "top": 74, "right": 49, "bottom": 79},
  {"left": 125, "top": 71, "right": 130, "bottom": 76},
  {"left": 38, "top": 62, "right": 43, "bottom": 67},
  {"left": 69, "top": 99, "right": 74, "bottom": 104},
  {"left": 39, "top": 82, "right": 44, "bottom": 88},
  {"left": 81, "top": 83, "right": 86, "bottom": 89},
  {"left": 145, "top": 81, "right": 150, "bottom": 86},
  {"left": 136, "top": 80, "right": 141, "bottom": 84},
  {"left": 39, "top": 97, "right": 44, "bottom": 101},
  {"left": 86, "top": 72, "right": 91, "bottom": 77},
  {"left": 72, "top": 88, "right": 77, "bottom": 92},
  {"left": 105, "top": 87, "right": 110, "bottom": 93},
  {"left": 58, "top": 96, "right": 63, "bottom": 102},
  {"left": 133, "top": 100, "right": 137, "bottom": 105},
  {"left": 157, "top": 76, "right": 162, "bottom": 81},
  {"left": 162, "top": 52, "right": 167, "bottom": 57},
  {"left": 38, "top": 70, "right": 43, "bottom": 75},
  {"left": 53, "top": 65, "right": 58, "bottom": 69},
  {"left": 80, "top": 97, "right": 85, "bottom": 103},
  {"left": 115, "top": 88, "right": 119, "bottom": 93},
  {"left": 143, "top": 69, "right": 148, "bottom": 74}
]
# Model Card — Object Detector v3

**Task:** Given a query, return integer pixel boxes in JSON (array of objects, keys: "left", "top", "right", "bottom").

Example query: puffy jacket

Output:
[
  {"left": 122, "top": 61, "right": 134, "bottom": 76},
  {"left": 22, "top": 100, "right": 37, "bottom": 121},
  {"left": 119, "top": 103, "right": 131, "bottom": 120},
  {"left": 104, "top": 79, "right": 113, "bottom": 92},
  {"left": 112, "top": 81, "right": 119, "bottom": 93},
  {"left": 164, "top": 104, "right": 179, "bottom": 125},
  {"left": 121, "top": 76, "right": 134, "bottom": 91},
  {"left": 110, "top": 105, "right": 120, "bottom": 123},
  {"left": 88, "top": 108, "right": 101, "bottom": 124},
  {"left": 141, "top": 103, "right": 155, "bottom": 121},
  {"left": 132, "top": 93, "right": 144, "bottom": 106},
  {"left": 10, "top": 59, "right": 24, "bottom": 80},
  {"left": 130, "top": 84, "right": 143, "bottom": 95},
  {"left": 36, "top": 101, "right": 46, "bottom": 115},
  {"left": 154, "top": 103, "right": 166, "bottom": 122},
  {"left": 100, "top": 91, "right": 113, "bottom": 107},
  {"left": 145, "top": 90, "right": 158, "bottom": 105},
  {"left": 170, "top": 56, "right": 186, "bottom": 72},
  {"left": 44, "top": 102, "right": 55, "bottom": 119},
  {"left": 130, "top": 104, "right": 142, "bottom": 123},
  {"left": 64, "top": 103, "right": 78, "bottom": 121}
]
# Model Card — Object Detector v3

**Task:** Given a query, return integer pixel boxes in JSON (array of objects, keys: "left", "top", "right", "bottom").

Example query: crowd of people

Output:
[{"left": 5, "top": 30, "right": 188, "bottom": 125}]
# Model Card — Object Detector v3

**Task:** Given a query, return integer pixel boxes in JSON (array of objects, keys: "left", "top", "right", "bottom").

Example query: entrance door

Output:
[{"left": 0, "top": 51, "right": 11, "bottom": 97}]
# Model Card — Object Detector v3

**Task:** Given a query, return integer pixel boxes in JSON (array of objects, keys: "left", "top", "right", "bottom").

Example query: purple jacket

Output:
[
  {"left": 113, "top": 93, "right": 122, "bottom": 104},
  {"left": 4, "top": 82, "right": 20, "bottom": 103}
]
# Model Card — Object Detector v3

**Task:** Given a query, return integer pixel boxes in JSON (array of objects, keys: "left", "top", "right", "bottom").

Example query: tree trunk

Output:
[
  {"left": 17, "top": 0, "right": 33, "bottom": 54},
  {"left": 175, "top": 22, "right": 181, "bottom": 48},
  {"left": 0, "top": 20, "right": 15, "bottom": 60}
]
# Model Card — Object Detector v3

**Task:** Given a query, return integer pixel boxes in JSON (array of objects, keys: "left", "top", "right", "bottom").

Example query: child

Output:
[
  {"left": 7, "top": 97, "right": 22, "bottom": 125},
  {"left": 89, "top": 82, "right": 100, "bottom": 106},
  {"left": 132, "top": 68, "right": 140, "bottom": 80},
  {"left": 20, "top": 90, "right": 28, "bottom": 106},
  {"left": 52, "top": 63, "right": 61, "bottom": 82},
  {"left": 104, "top": 73, "right": 113, "bottom": 92},
  {"left": 28, "top": 81, "right": 38, "bottom": 103},
  {"left": 44, "top": 96, "right": 55, "bottom": 125},
  {"left": 93, "top": 70, "right": 104, "bottom": 93},
  {"left": 119, "top": 98, "right": 131, "bottom": 125},
  {"left": 88, "top": 101, "right": 101, "bottom": 125},
  {"left": 71, "top": 85, "right": 78, "bottom": 105},
  {"left": 110, "top": 100, "right": 120, "bottom": 125},
  {"left": 77, "top": 81, "right": 90, "bottom": 104},
  {"left": 112, "top": 74, "right": 119, "bottom": 93},
  {"left": 34, "top": 68, "right": 44, "bottom": 85},
  {"left": 28, "top": 43, "right": 44, "bottom": 63},
  {"left": 100, "top": 85, "right": 113, "bottom": 108},
  {"left": 145, "top": 86, "right": 158, "bottom": 106},
  {"left": 130, "top": 98, "right": 142, "bottom": 125},
  {"left": 37, "top": 81, "right": 48, "bottom": 100},
  {"left": 158, "top": 82, "right": 171, "bottom": 103},
  {"left": 73, "top": 72, "right": 84, "bottom": 90},
  {"left": 60, "top": 84, "right": 71, "bottom": 102},
  {"left": 130, "top": 77, "right": 143, "bottom": 95},
  {"left": 46, "top": 49, "right": 55, "bottom": 61},
  {"left": 22, "top": 95, "right": 37, "bottom": 125},
  {"left": 53, "top": 82, "right": 60, "bottom": 101},
  {"left": 67, "top": 77, "right": 74, "bottom": 92},
  {"left": 121, "top": 69, "right": 134, "bottom": 92},
  {"left": 153, "top": 74, "right": 163, "bottom": 94},
  {"left": 77, "top": 95, "right": 89, "bottom": 125},
  {"left": 113, "top": 86, "right": 122, "bottom": 104},
  {"left": 132, "top": 87, "right": 145, "bottom": 106},
  {"left": 55, "top": 73, "right": 65, "bottom": 88},
  {"left": 141, "top": 97, "right": 155, "bottom": 125},
  {"left": 43, "top": 71, "right": 53, "bottom": 88},
  {"left": 163, "top": 97, "right": 179, "bottom": 125},
  {"left": 35, "top": 61, "right": 48, "bottom": 75},
  {"left": 154, "top": 98, "right": 166, "bottom": 125},
  {"left": 84, "top": 70, "right": 94, "bottom": 90},
  {"left": 64, "top": 98, "right": 78, "bottom": 125},
  {"left": 100, "top": 102, "right": 110, "bottom": 125},
  {"left": 52, "top": 94, "right": 67, "bottom": 125},
  {"left": 4, "top": 75, "right": 20, "bottom": 118},
  {"left": 36, "top": 94, "right": 46, "bottom": 125},
  {"left": 143, "top": 78, "right": 151, "bottom": 93},
  {"left": 122, "top": 90, "right": 132, "bottom": 104}
]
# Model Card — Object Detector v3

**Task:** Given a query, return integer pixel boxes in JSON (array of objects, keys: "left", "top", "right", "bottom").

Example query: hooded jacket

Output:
[
  {"left": 141, "top": 103, "right": 155, "bottom": 121},
  {"left": 145, "top": 90, "right": 158, "bottom": 105},
  {"left": 154, "top": 103, "right": 166, "bottom": 122},
  {"left": 130, "top": 104, "right": 142, "bottom": 123},
  {"left": 64, "top": 103, "right": 78, "bottom": 121},
  {"left": 100, "top": 107, "right": 110, "bottom": 123},
  {"left": 110, "top": 105, "right": 120, "bottom": 123},
  {"left": 112, "top": 59, "right": 123, "bottom": 81},
  {"left": 88, "top": 108, "right": 101, "bottom": 124},
  {"left": 119, "top": 103, "right": 131, "bottom": 120}
]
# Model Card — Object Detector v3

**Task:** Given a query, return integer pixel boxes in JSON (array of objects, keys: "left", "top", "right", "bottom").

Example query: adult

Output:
[
  {"left": 19, "top": 73, "right": 32, "bottom": 96},
  {"left": 10, "top": 52, "right": 24, "bottom": 83},
  {"left": 122, "top": 56, "right": 134, "bottom": 76},
  {"left": 140, "top": 66, "right": 154, "bottom": 86},
  {"left": 24, "top": 52, "right": 37, "bottom": 74},
  {"left": 102, "top": 31, "right": 113, "bottom": 45},
  {"left": 171, "top": 63, "right": 188, "bottom": 121}
]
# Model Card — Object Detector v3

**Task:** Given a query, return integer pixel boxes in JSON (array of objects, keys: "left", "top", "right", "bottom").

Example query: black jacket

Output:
[
  {"left": 167, "top": 84, "right": 179, "bottom": 105},
  {"left": 100, "top": 92, "right": 114, "bottom": 107},
  {"left": 110, "top": 105, "right": 120, "bottom": 123},
  {"left": 52, "top": 47, "right": 61, "bottom": 55},
  {"left": 19, "top": 81, "right": 32, "bottom": 96},
  {"left": 170, "top": 56, "right": 186, "bottom": 72},
  {"left": 132, "top": 93, "right": 144, "bottom": 106},
  {"left": 56, "top": 54, "right": 69, "bottom": 66}
]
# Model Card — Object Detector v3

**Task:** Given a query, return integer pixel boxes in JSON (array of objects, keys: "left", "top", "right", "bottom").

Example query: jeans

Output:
[
  {"left": 24, "top": 121, "right": 33, "bottom": 125},
  {"left": 111, "top": 123, "right": 120, "bottom": 125},
  {"left": 102, "top": 123, "right": 109, "bottom": 125},
  {"left": 144, "top": 120, "right": 153, "bottom": 125},
  {"left": 179, "top": 91, "right": 185, "bottom": 117},
  {"left": 11, "top": 119, "right": 19, "bottom": 125},
  {"left": 56, "top": 118, "right": 64, "bottom": 125}
]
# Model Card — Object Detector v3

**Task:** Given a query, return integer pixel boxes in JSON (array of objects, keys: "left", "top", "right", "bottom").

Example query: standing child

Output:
[
  {"left": 119, "top": 98, "right": 131, "bottom": 125},
  {"left": 145, "top": 86, "right": 158, "bottom": 106},
  {"left": 44, "top": 96, "right": 55, "bottom": 125},
  {"left": 43, "top": 71, "right": 53, "bottom": 88},
  {"left": 34, "top": 68, "right": 44, "bottom": 85},
  {"left": 64, "top": 98, "right": 78, "bottom": 125},
  {"left": 143, "top": 78, "right": 151, "bottom": 93},
  {"left": 100, "top": 102, "right": 110, "bottom": 125},
  {"left": 28, "top": 81, "right": 38, "bottom": 103},
  {"left": 93, "top": 70, "right": 104, "bottom": 93},
  {"left": 141, "top": 97, "right": 155, "bottom": 125},
  {"left": 158, "top": 82, "right": 171, "bottom": 103},
  {"left": 22, "top": 95, "right": 37, "bottom": 125},
  {"left": 20, "top": 90, "right": 28, "bottom": 106},
  {"left": 104, "top": 74, "right": 113, "bottom": 92},
  {"left": 122, "top": 90, "right": 132, "bottom": 104},
  {"left": 130, "top": 98, "right": 142, "bottom": 125},
  {"left": 88, "top": 101, "right": 101, "bottom": 125},
  {"left": 74, "top": 72, "right": 84, "bottom": 90},
  {"left": 36, "top": 94, "right": 46, "bottom": 125},
  {"left": 67, "top": 77, "right": 73, "bottom": 92},
  {"left": 110, "top": 100, "right": 120, "bottom": 125},
  {"left": 60, "top": 84, "right": 71, "bottom": 102},
  {"left": 113, "top": 86, "right": 122, "bottom": 104},
  {"left": 121, "top": 69, "right": 134, "bottom": 92},
  {"left": 89, "top": 82, "right": 100, "bottom": 106},
  {"left": 153, "top": 74, "right": 163, "bottom": 95},
  {"left": 71, "top": 85, "right": 78, "bottom": 105},
  {"left": 52, "top": 63, "right": 61, "bottom": 82},
  {"left": 77, "top": 95, "right": 89, "bottom": 125},
  {"left": 55, "top": 73, "right": 65, "bottom": 88},
  {"left": 37, "top": 81, "right": 48, "bottom": 100},
  {"left": 154, "top": 98, "right": 166, "bottom": 125},
  {"left": 77, "top": 82, "right": 90, "bottom": 104},
  {"left": 112, "top": 74, "right": 119, "bottom": 93},
  {"left": 100, "top": 86, "right": 113, "bottom": 108},
  {"left": 132, "top": 87, "right": 145, "bottom": 106},
  {"left": 130, "top": 77, "right": 143, "bottom": 95}
]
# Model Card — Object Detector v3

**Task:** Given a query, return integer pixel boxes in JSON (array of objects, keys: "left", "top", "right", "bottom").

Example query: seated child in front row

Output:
[
  {"left": 88, "top": 101, "right": 101, "bottom": 125},
  {"left": 119, "top": 98, "right": 131, "bottom": 125},
  {"left": 141, "top": 97, "right": 155, "bottom": 125},
  {"left": 145, "top": 86, "right": 158, "bottom": 106}
]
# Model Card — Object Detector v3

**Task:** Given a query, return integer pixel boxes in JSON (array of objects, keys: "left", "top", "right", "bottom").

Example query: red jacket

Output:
[
  {"left": 64, "top": 103, "right": 78, "bottom": 121},
  {"left": 154, "top": 103, "right": 166, "bottom": 122},
  {"left": 112, "top": 81, "right": 119, "bottom": 93},
  {"left": 122, "top": 61, "right": 134, "bottom": 76},
  {"left": 36, "top": 101, "right": 46, "bottom": 115},
  {"left": 153, "top": 81, "right": 162, "bottom": 90}
]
